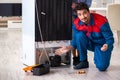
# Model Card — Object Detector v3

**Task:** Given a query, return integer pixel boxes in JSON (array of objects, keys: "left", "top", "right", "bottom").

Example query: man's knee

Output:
[{"left": 96, "top": 63, "right": 109, "bottom": 71}]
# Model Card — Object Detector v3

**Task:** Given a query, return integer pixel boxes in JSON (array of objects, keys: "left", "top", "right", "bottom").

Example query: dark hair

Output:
[{"left": 75, "top": 2, "right": 89, "bottom": 12}]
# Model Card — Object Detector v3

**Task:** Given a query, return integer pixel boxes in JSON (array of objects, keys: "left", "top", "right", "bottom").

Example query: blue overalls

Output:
[{"left": 71, "top": 13, "right": 114, "bottom": 71}]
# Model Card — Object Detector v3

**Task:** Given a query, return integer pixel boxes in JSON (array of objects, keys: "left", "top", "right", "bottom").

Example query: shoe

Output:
[
  {"left": 74, "top": 61, "right": 89, "bottom": 70},
  {"left": 73, "top": 57, "right": 80, "bottom": 66}
]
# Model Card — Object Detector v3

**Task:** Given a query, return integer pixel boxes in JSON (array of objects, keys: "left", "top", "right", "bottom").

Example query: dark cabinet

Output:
[
  {"left": 0, "top": 3, "right": 22, "bottom": 16},
  {"left": 35, "top": 0, "right": 72, "bottom": 41}
]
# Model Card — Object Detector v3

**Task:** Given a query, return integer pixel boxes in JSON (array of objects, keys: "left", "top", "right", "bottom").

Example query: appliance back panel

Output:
[{"left": 35, "top": 0, "right": 72, "bottom": 41}]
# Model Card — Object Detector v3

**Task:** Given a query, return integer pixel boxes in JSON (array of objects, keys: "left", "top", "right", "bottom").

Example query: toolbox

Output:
[{"left": 32, "top": 63, "right": 50, "bottom": 75}]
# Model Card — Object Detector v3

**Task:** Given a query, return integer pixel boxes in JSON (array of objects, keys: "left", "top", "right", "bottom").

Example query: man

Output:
[{"left": 55, "top": 2, "right": 114, "bottom": 71}]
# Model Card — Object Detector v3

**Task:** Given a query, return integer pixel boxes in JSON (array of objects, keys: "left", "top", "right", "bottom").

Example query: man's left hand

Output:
[{"left": 101, "top": 44, "right": 108, "bottom": 51}]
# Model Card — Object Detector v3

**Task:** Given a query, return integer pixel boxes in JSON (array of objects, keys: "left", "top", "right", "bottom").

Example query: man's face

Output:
[{"left": 77, "top": 9, "right": 90, "bottom": 24}]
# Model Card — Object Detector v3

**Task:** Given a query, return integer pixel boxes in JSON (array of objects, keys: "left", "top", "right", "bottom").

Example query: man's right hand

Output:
[{"left": 55, "top": 46, "right": 71, "bottom": 55}]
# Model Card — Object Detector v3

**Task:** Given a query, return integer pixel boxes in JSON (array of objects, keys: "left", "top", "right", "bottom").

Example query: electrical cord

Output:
[{"left": 35, "top": 1, "right": 50, "bottom": 64}]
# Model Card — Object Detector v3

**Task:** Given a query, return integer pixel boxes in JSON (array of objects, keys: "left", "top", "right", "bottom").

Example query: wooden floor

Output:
[{"left": 0, "top": 29, "right": 120, "bottom": 80}]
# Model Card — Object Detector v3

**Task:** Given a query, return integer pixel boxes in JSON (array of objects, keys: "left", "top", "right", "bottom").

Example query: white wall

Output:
[
  {"left": 115, "top": 0, "right": 120, "bottom": 3},
  {"left": 0, "top": 0, "right": 21, "bottom": 3}
]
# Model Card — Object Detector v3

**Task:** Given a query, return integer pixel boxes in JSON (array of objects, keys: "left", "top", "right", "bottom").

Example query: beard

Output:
[{"left": 81, "top": 17, "right": 88, "bottom": 23}]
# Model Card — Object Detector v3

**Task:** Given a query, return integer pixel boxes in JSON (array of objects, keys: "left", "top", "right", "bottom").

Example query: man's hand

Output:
[
  {"left": 101, "top": 44, "right": 108, "bottom": 51},
  {"left": 55, "top": 46, "right": 71, "bottom": 55}
]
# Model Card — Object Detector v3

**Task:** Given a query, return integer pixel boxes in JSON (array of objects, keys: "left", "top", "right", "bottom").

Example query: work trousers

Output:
[{"left": 75, "top": 31, "right": 113, "bottom": 71}]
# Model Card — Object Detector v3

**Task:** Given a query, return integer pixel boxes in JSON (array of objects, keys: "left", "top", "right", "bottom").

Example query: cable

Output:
[{"left": 35, "top": 0, "right": 50, "bottom": 64}]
